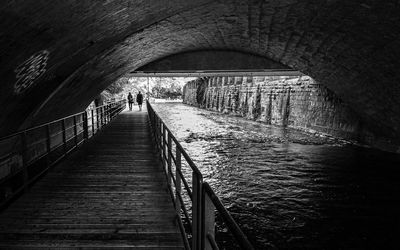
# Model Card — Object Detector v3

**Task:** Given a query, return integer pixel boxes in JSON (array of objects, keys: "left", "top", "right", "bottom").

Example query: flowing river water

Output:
[{"left": 152, "top": 102, "right": 400, "bottom": 250}]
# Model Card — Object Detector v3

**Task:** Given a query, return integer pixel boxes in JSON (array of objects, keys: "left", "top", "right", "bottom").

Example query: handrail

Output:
[
  {"left": 0, "top": 102, "right": 123, "bottom": 141},
  {"left": 0, "top": 100, "right": 126, "bottom": 209},
  {"left": 203, "top": 183, "right": 253, "bottom": 250},
  {"left": 146, "top": 101, "right": 254, "bottom": 250}
]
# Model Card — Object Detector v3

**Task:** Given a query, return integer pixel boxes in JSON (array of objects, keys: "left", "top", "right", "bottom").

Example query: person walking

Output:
[
  {"left": 127, "top": 92, "right": 133, "bottom": 111},
  {"left": 136, "top": 91, "right": 143, "bottom": 111}
]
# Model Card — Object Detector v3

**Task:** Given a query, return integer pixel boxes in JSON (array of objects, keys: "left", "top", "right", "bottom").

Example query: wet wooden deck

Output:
[{"left": 0, "top": 109, "right": 184, "bottom": 249}]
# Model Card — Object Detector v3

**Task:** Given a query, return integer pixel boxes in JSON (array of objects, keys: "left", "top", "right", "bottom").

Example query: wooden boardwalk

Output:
[{"left": 0, "top": 109, "right": 184, "bottom": 249}]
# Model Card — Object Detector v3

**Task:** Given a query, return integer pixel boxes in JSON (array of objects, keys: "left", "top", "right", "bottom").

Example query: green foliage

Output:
[
  {"left": 100, "top": 77, "right": 196, "bottom": 101},
  {"left": 151, "top": 77, "right": 183, "bottom": 99}
]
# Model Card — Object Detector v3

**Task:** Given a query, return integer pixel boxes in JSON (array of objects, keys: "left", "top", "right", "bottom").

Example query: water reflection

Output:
[{"left": 153, "top": 102, "right": 400, "bottom": 249}]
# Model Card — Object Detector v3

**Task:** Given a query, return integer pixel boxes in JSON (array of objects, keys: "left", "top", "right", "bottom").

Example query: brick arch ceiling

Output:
[{"left": 0, "top": 0, "right": 400, "bottom": 143}]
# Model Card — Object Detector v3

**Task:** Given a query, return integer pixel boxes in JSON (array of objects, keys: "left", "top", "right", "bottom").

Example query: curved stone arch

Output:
[
  {"left": 0, "top": 0, "right": 399, "bottom": 147},
  {"left": 135, "top": 49, "right": 290, "bottom": 72}
]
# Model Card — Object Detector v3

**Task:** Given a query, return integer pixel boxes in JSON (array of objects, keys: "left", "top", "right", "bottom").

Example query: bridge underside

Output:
[
  {"left": 0, "top": 1, "right": 400, "bottom": 150},
  {"left": 0, "top": 110, "right": 184, "bottom": 249}
]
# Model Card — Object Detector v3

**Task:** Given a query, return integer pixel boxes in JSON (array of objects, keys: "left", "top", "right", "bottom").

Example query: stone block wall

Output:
[{"left": 183, "top": 76, "right": 371, "bottom": 142}]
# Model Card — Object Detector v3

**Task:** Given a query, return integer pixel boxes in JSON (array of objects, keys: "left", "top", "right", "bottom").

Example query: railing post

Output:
[
  {"left": 21, "top": 132, "right": 29, "bottom": 187},
  {"left": 61, "top": 119, "right": 67, "bottom": 154},
  {"left": 203, "top": 192, "right": 216, "bottom": 250},
  {"left": 167, "top": 131, "right": 172, "bottom": 186},
  {"left": 192, "top": 173, "right": 202, "bottom": 250},
  {"left": 106, "top": 104, "right": 110, "bottom": 123},
  {"left": 101, "top": 107, "right": 104, "bottom": 126},
  {"left": 99, "top": 107, "right": 102, "bottom": 127},
  {"left": 83, "top": 112, "right": 89, "bottom": 140},
  {"left": 103, "top": 105, "right": 107, "bottom": 125},
  {"left": 91, "top": 109, "right": 95, "bottom": 136},
  {"left": 175, "top": 147, "right": 182, "bottom": 215},
  {"left": 156, "top": 118, "right": 161, "bottom": 150},
  {"left": 73, "top": 115, "right": 78, "bottom": 147},
  {"left": 96, "top": 108, "right": 100, "bottom": 131},
  {"left": 105, "top": 105, "right": 108, "bottom": 123},
  {"left": 160, "top": 123, "right": 163, "bottom": 165},
  {"left": 162, "top": 124, "right": 166, "bottom": 168},
  {"left": 105, "top": 106, "right": 108, "bottom": 123}
]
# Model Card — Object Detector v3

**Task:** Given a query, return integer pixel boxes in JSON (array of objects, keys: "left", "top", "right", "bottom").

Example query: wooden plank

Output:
[{"left": 0, "top": 109, "right": 184, "bottom": 248}]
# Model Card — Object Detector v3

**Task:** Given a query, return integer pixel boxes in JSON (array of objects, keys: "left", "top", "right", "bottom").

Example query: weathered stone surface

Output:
[
  {"left": 137, "top": 50, "right": 289, "bottom": 72},
  {"left": 0, "top": 0, "right": 400, "bottom": 150},
  {"left": 183, "top": 76, "right": 397, "bottom": 151}
]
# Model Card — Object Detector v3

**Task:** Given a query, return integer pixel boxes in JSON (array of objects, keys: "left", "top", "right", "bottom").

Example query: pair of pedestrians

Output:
[{"left": 127, "top": 91, "right": 143, "bottom": 111}]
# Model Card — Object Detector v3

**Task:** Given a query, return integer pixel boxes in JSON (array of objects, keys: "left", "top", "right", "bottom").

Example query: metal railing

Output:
[
  {"left": 0, "top": 100, "right": 126, "bottom": 209},
  {"left": 147, "top": 101, "right": 254, "bottom": 250}
]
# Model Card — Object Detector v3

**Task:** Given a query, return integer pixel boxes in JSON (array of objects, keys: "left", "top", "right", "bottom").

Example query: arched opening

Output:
[{"left": 1, "top": 1, "right": 400, "bottom": 249}]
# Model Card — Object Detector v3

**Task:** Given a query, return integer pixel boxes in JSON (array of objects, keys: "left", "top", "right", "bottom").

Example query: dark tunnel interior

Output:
[{"left": 1, "top": 1, "right": 400, "bottom": 249}]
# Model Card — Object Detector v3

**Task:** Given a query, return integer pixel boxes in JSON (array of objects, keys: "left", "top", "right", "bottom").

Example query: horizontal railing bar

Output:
[
  {"left": 48, "top": 143, "right": 63, "bottom": 152},
  {"left": 147, "top": 101, "right": 253, "bottom": 250},
  {"left": 168, "top": 171, "right": 192, "bottom": 227},
  {"left": 203, "top": 182, "right": 254, "bottom": 250},
  {"left": 1, "top": 134, "right": 85, "bottom": 192},
  {"left": 26, "top": 151, "right": 47, "bottom": 165},
  {"left": 0, "top": 153, "right": 13, "bottom": 162},
  {"left": 0, "top": 100, "right": 126, "bottom": 210},
  {"left": 49, "top": 130, "right": 64, "bottom": 138},
  {"left": 0, "top": 114, "right": 81, "bottom": 141},
  {"left": 26, "top": 137, "right": 48, "bottom": 147},
  {"left": 151, "top": 110, "right": 203, "bottom": 178},
  {"left": 0, "top": 167, "right": 23, "bottom": 184},
  {"left": 162, "top": 151, "right": 168, "bottom": 164},
  {"left": 169, "top": 166, "right": 176, "bottom": 186},
  {"left": 170, "top": 151, "right": 193, "bottom": 200},
  {"left": 176, "top": 214, "right": 191, "bottom": 250},
  {"left": 176, "top": 191, "right": 192, "bottom": 230},
  {"left": 176, "top": 167, "right": 193, "bottom": 200},
  {"left": 0, "top": 137, "right": 84, "bottom": 210},
  {"left": 65, "top": 136, "right": 77, "bottom": 144},
  {"left": 170, "top": 151, "right": 177, "bottom": 165},
  {"left": 0, "top": 100, "right": 125, "bottom": 142},
  {"left": 169, "top": 168, "right": 194, "bottom": 225}
]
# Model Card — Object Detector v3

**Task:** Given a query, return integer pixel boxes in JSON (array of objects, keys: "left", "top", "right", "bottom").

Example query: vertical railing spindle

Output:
[
  {"left": 91, "top": 109, "right": 95, "bottom": 136},
  {"left": 96, "top": 108, "right": 100, "bottom": 131},
  {"left": 162, "top": 124, "right": 166, "bottom": 168},
  {"left": 73, "top": 115, "right": 78, "bottom": 147},
  {"left": 203, "top": 193, "right": 216, "bottom": 250},
  {"left": 100, "top": 107, "right": 103, "bottom": 127},
  {"left": 167, "top": 131, "right": 172, "bottom": 186},
  {"left": 83, "top": 112, "right": 89, "bottom": 140},
  {"left": 175, "top": 147, "right": 182, "bottom": 215},
  {"left": 192, "top": 173, "right": 202, "bottom": 250},
  {"left": 105, "top": 105, "right": 108, "bottom": 124}
]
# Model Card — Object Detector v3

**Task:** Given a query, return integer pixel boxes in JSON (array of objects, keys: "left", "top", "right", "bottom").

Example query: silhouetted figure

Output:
[
  {"left": 136, "top": 91, "right": 143, "bottom": 111},
  {"left": 127, "top": 92, "right": 133, "bottom": 111}
]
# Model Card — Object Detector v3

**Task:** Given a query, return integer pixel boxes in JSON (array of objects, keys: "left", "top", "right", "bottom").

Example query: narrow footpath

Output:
[{"left": 0, "top": 108, "right": 184, "bottom": 249}]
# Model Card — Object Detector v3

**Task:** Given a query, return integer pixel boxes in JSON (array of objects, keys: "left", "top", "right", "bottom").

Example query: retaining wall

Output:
[{"left": 183, "top": 76, "right": 374, "bottom": 143}]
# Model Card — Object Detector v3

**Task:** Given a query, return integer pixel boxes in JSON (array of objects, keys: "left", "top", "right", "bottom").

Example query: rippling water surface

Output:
[{"left": 152, "top": 102, "right": 400, "bottom": 249}]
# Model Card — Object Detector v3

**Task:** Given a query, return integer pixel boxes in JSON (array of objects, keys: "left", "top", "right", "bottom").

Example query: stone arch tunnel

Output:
[
  {"left": 1, "top": 0, "right": 400, "bottom": 151},
  {"left": 1, "top": 1, "right": 400, "bottom": 249}
]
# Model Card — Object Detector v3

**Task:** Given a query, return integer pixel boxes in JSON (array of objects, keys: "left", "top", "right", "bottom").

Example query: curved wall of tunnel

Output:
[{"left": 1, "top": 0, "right": 400, "bottom": 151}]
